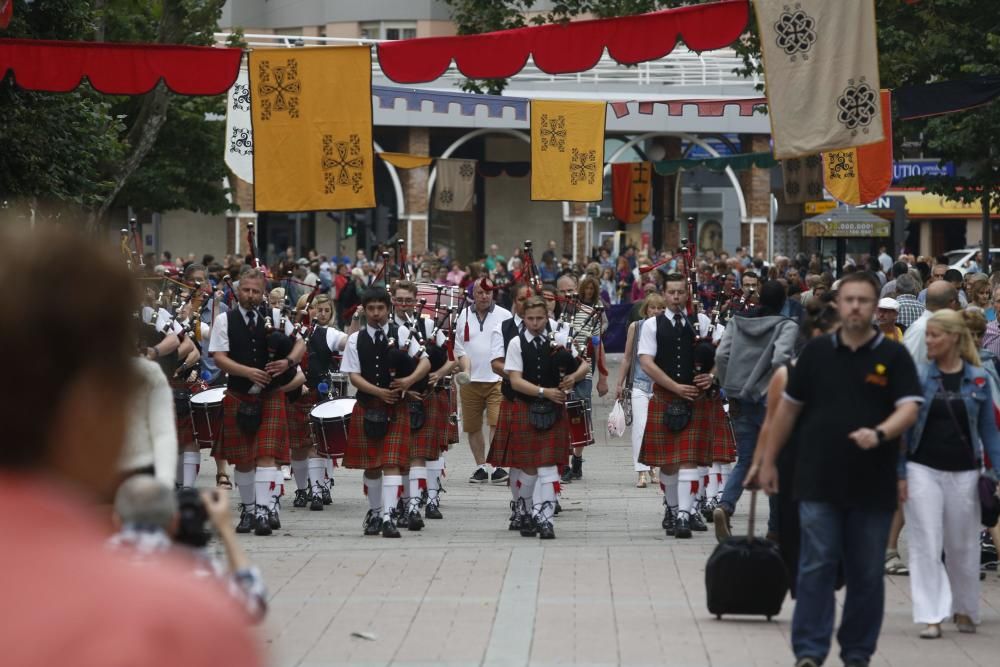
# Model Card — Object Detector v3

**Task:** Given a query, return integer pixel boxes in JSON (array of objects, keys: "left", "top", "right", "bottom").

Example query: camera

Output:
[{"left": 175, "top": 487, "right": 211, "bottom": 548}]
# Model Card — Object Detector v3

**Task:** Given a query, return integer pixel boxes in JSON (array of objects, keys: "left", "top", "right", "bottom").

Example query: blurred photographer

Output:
[{"left": 109, "top": 476, "right": 267, "bottom": 622}]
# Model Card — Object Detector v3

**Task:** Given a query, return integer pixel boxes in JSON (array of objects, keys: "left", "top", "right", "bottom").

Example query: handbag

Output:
[
  {"left": 938, "top": 380, "right": 999, "bottom": 527},
  {"left": 235, "top": 398, "right": 262, "bottom": 436},
  {"left": 528, "top": 400, "right": 558, "bottom": 431},
  {"left": 408, "top": 400, "right": 426, "bottom": 431},
  {"left": 363, "top": 405, "right": 390, "bottom": 440},
  {"left": 665, "top": 399, "right": 693, "bottom": 432}
]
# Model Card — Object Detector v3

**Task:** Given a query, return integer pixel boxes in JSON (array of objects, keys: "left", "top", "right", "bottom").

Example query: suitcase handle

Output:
[{"left": 746, "top": 489, "right": 757, "bottom": 542}]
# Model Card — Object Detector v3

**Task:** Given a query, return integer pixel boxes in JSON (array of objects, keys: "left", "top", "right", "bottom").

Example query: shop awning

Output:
[
  {"left": 803, "top": 207, "right": 890, "bottom": 238},
  {"left": 887, "top": 190, "right": 1000, "bottom": 219}
]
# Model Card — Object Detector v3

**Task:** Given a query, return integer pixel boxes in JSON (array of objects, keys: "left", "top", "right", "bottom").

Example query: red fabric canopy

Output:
[
  {"left": 0, "top": 39, "right": 243, "bottom": 95},
  {"left": 377, "top": 0, "right": 748, "bottom": 84}
]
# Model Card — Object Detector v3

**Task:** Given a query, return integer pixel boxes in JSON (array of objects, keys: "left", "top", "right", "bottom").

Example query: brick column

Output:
[
  {"left": 401, "top": 127, "right": 430, "bottom": 253},
  {"left": 738, "top": 133, "right": 772, "bottom": 259}
]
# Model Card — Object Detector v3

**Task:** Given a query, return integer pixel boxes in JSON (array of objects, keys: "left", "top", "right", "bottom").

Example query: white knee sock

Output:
[
  {"left": 235, "top": 469, "right": 255, "bottom": 507},
  {"left": 659, "top": 470, "right": 678, "bottom": 509},
  {"left": 538, "top": 481, "right": 557, "bottom": 523},
  {"left": 325, "top": 457, "right": 335, "bottom": 484},
  {"left": 254, "top": 467, "right": 274, "bottom": 515},
  {"left": 696, "top": 466, "right": 709, "bottom": 506},
  {"left": 269, "top": 468, "right": 283, "bottom": 515},
  {"left": 426, "top": 459, "right": 443, "bottom": 503},
  {"left": 518, "top": 472, "right": 537, "bottom": 513},
  {"left": 399, "top": 472, "right": 410, "bottom": 510},
  {"left": 409, "top": 467, "right": 427, "bottom": 512},
  {"left": 382, "top": 475, "right": 402, "bottom": 521},
  {"left": 678, "top": 469, "right": 699, "bottom": 517},
  {"left": 364, "top": 475, "right": 382, "bottom": 513},
  {"left": 707, "top": 463, "right": 722, "bottom": 499},
  {"left": 509, "top": 468, "right": 522, "bottom": 503},
  {"left": 182, "top": 451, "right": 200, "bottom": 488},
  {"left": 291, "top": 459, "right": 309, "bottom": 490},
  {"left": 308, "top": 458, "right": 326, "bottom": 496}
]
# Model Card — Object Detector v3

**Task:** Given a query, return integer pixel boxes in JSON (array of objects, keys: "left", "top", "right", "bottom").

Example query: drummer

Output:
[
  {"left": 340, "top": 287, "right": 430, "bottom": 538},
  {"left": 392, "top": 281, "right": 458, "bottom": 524},
  {"left": 289, "top": 294, "right": 350, "bottom": 511}
]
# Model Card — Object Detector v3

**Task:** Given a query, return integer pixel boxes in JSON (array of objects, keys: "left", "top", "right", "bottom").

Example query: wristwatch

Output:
[
  {"left": 875, "top": 428, "right": 887, "bottom": 444},
  {"left": 537, "top": 386, "right": 545, "bottom": 398}
]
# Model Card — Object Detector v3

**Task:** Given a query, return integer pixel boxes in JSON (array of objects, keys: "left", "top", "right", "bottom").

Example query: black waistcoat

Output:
[
  {"left": 500, "top": 318, "right": 521, "bottom": 401},
  {"left": 519, "top": 332, "right": 560, "bottom": 399},
  {"left": 356, "top": 323, "right": 413, "bottom": 400},
  {"left": 653, "top": 312, "right": 695, "bottom": 384},
  {"left": 305, "top": 326, "right": 335, "bottom": 390},
  {"left": 226, "top": 308, "right": 269, "bottom": 393}
]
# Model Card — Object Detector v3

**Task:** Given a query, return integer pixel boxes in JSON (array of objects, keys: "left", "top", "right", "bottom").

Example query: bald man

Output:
[{"left": 902, "top": 280, "right": 959, "bottom": 366}]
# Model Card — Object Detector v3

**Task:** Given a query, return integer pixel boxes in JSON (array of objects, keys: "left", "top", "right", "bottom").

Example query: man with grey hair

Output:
[
  {"left": 893, "top": 273, "right": 925, "bottom": 330},
  {"left": 902, "top": 280, "right": 958, "bottom": 365},
  {"left": 109, "top": 476, "right": 267, "bottom": 621}
]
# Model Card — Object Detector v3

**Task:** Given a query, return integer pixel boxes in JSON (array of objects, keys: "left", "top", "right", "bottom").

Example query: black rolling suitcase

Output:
[{"left": 705, "top": 491, "right": 788, "bottom": 620}]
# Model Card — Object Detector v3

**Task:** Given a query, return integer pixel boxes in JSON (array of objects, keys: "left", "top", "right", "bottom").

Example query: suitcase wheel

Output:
[
  {"left": 766, "top": 616, "right": 772, "bottom": 621},
  {"left": 716, "top": 614, "right": 722, "bottom": 620}
]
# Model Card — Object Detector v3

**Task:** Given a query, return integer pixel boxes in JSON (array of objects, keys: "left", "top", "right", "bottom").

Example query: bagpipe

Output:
[
  {"left": 674, "top": 235, "right": 720, "bottom": 381},
  {"left": 119, "top": 217, "right": 146, "bottom": 272}
]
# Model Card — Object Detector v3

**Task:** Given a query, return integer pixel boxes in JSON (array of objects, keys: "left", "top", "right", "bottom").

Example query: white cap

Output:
[{"left": 878, "top": 297, "right": 899, "bottom": 311}]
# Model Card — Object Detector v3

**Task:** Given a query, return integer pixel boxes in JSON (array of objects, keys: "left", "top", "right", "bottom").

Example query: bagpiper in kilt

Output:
[
  {"left": 636, "top": 273, "right": 720, "bottom": 540},
  {"left": 340, "top": 286, "right": 430, "bottom": 539},
  {"left": 208, "top": 268, "right": 306, "bottom": 538},
  {"left": 503, "top": 296, "right": 590, "bottom": 540}
]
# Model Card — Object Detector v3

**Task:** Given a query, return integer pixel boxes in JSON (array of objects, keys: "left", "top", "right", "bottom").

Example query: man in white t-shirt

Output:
[{"left": 455, "top": 279, "right": 513, "bottom": 484}]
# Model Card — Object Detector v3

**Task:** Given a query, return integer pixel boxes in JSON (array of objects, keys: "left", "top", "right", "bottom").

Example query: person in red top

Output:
[{"left": 0, "top": 228, "right": 262, "bottom": 667}]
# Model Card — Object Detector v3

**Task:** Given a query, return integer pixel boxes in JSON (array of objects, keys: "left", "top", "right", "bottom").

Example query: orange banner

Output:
[
  {"left": 823, "top": 90, "right": 893, "bottom": 206},
  {"left": 611, "top": 162, "right": 652, "bottom": 223}
]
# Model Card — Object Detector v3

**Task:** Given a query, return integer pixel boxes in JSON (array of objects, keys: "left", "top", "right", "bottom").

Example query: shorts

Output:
[{"left": 460, "top": 381, "right": 502, "bottom": 433}]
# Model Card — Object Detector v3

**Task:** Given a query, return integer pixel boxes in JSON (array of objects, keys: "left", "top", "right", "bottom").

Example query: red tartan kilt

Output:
[
  {"left": 220, "top": 390, "right": 290, "bottom": 465},
  {"left": 486, "top": 398, "right": 513, "bottom": 467},
  {"left": 639, "top": 386, "right": 715, "bottom": 467},
  {"left": 342, "top": 397, "right": 411, "bottom": 470},
  {"left": 709, "top": 397, "right": 736, "bottom": 463},
  {"left": 409, "top": 391, "right": 446, "bottom": 461},
  {"left": 287, "top": 389, "right": 316, "bottom": 450},
  {"left": 490, "top": 399, "right": 568, "bottom": 469},
  {"left": 168, "top": 379, "right": 197, "bottom": 448}
]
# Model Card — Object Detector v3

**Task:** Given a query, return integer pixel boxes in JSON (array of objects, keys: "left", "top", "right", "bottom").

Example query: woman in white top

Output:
[{"left": 120, "top": 355, "right": 179, "bottom": 487}]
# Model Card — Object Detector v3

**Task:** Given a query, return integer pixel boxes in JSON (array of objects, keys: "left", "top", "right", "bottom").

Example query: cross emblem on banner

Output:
[
  {"left": 633, "top": 162, "right": 649, "bottom": 184},
  {"left": 322, "top": 134, "right": 365, "bottom": 194},
  {"left": 632, "top": 192, "right": 647, "bottom": 216},
  {"left": 257, "top": 59, "right": 301, "bottom": 121}
]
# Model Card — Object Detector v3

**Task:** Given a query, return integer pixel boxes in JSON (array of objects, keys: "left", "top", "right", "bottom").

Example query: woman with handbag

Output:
[
  {"left": 902, "top": 309, "right": 1000, "bottom": 638},
  {"left": 616, "top": 294, "right": 666, "bottom": 488}
]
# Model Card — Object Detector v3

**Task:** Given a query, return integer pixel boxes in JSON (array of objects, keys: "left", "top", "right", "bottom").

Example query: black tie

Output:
[
  {"left": 247, "top": 310, "right": 256, "bottom": 332},
  {"left": 673, "top": 313, "right": 683, "bottom": 329},
  {"left": 375, "top": 329, "right": 385, "bottom": 345},
  {"left": 534, "top": 337, "right": 544, "bottom": 352}
]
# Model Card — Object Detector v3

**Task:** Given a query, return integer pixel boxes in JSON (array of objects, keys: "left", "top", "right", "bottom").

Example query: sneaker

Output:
[
  {"left": 490, "top": 467, "right": 509, "bottom": 485},
  {"left": 293, "top": 489, "right": 309, "bottom": 508},
  {"left": 236, "top": 505, "right": 254, "bottom": 533},
  {"left": 689, "top": 510, "right": 708, "bottom": 532},
  {"left": 254, "top": 506, "right": 272, "bottom": 536},
  {"left": 561, "top": 466, "right": 574, "bottom": 484},
  {"left": 570, "top": 455, "right": 583, "bottom": 480},
  {"left": 407, "top": 510, "right": 425, "bottom": 531},
  {"left": 674, "top": 512, "right": 692, "bottom": 539},
  {"left": 713, "top": 506, "right": 732, "bottom": 543},
  {"left": 425, "top": 501, "right": 443, "bottom": 520},
  {"left": 382, "top": 517, "right": 401, "bottom": 538},
  {"left": 469, "top": 467, "right": 489, "bottom": 484},
  {"left": 281, "top": 464, "right": 292, "bottom": 480},
  {"left": 537, "top": 520, "right": 555, "bottom": 540},
  {"left": 363, "top": 510, "right": 382, "bottom": 536}
]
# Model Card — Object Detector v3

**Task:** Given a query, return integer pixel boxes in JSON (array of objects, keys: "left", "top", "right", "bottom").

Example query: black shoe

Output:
[
  {"left": 702, "top": 498, "right": 717, "bottom": 523},
  {"left": 554, "top": 501, "right": 562, "bottom": 515},
  {"left": 363, "top": 510, "right": 382, "bottom": 536},
  {"left": 382, "top": 518, "right": 401, "bottom": 538},
  {"left": 537, "top": 520, "right": 556, "bottom": 539},
  {"left": 689, "top": 510, "right": 708, "bottom": 532},
  {"left": 396, "top": 499, "right": 410, "bottom": 528},
  {"left": 268, "top": 508, "right": 281, "bottom": 530},
  {"left": 491, "top": 467, "right": 509, "bottom": 485},
  {"left": 293, "top": 489, "right": 309, "bottom": 508},
  {"left": 662, "top": 506, "right": 676, "bottom": 535},
  {"left": 843, "top": 661, "right": 869, "bottom": 667},
  {"left": 561, "top": 466, "right": 573, "bottom": 484},
  {"left": 508, "top": 501, "right": 520, "bottom": 530},
  {"left": 674, "top": 512, "right": 692, "bottom": 539},
  {"left": 570, "top": 455, "right": 583, "bottom": 480},
  {"left": 236, "top": 505, "right": 254, "bottom": 533},
  {"left": 520, "top": 515, "right": 538, "bottom": 537},
  {"left": 425, "top": 501, "right": 443, "bottom": 520},
  {"left": 469, "top": 467, "right": 489, "bottom": 483},
  {"left": 407, "top": 510, "right": 424, "bottom": 531},
  {"left": 254, "top": 508, "right": 273, "bottom": 536},
  {"left": 309, "top": 489, "right": 324, "bottom": 511},
  {"left": 322, "top": 484, "right": 332, "bottom": 505}
]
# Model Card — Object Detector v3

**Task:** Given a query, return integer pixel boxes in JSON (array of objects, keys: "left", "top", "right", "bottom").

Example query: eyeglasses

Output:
[{"left": 395, "top": 298, "right": 416, "bottom": 305}]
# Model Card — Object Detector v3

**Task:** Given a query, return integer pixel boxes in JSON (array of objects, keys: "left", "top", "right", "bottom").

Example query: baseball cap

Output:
[{"left": 877, "top": 297, "right": 899, "bottom": 311}]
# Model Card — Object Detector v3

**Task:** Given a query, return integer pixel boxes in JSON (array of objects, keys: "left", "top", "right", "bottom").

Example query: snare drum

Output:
[
  {"left": 328, "top": 372, "right": 350, "bottom": 398},
  {"left": 309, "top": 398, "right": 356, "bottom": 458},
  {"left": 190, "top": 387, "right": 226, "bottom": 447},
  {"left": 566, "top": 399, "right": 591, "bottom": 447}
]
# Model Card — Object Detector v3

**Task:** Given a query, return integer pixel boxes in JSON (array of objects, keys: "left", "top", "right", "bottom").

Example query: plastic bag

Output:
[{"left": 607, "top": 400, "right": 626, "bottom": 438}]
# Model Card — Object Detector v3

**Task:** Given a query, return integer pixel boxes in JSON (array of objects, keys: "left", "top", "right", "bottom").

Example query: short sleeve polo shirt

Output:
[{"left": 784, "top": 331, "right": 923, "bottom": 511}]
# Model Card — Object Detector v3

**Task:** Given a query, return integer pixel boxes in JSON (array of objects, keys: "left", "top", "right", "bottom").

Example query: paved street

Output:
[{"left": 201, "top": 357, "right": 1000, "bottom": 667}]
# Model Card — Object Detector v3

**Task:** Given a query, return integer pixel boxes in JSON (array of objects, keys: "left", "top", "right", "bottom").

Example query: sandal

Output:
[
  {"left": 919, "top": 624, "right": 941, "bottom": 639},
  {"left": 636, "top": 472, "right": 649, "bottom": 488},
  {"left": 884, "top": 550, "right": 909, "bottom": 576},
  {"left": 216, "top": 472, "right": 233, "bottom": 489}
]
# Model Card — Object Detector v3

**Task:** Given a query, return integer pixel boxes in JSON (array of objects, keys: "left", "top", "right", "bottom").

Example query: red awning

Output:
[
  {"left": 0, "top": 39, "right": 243, "bottom": 95},
  {"left": 376, "top": 0, "right": 748, "bottom": 84}
]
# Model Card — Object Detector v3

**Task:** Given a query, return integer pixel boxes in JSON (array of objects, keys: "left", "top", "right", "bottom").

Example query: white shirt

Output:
[
  {"left": 637, "top": 309, "right": 713, "bottom": 357},
  {"left": 902, "top": 310, "right": 932, "bottom": 366},
  {"left": 208, "top": 305, "right": 294, "bottom": 354},
  {"left": 490, "top": 314, "right": 560, "bottom": 361},
  {"left": 318, "top": 326, "right": 349, "bottom": 353},
  {"left": 454, "top": 303, "right": 513, "bottom": 382},
  {"left": 340, "top": 323, "right": 421, "bottom": 374},
  {"left": 119, "top": 357, "right": 178, "bottom": 486}
]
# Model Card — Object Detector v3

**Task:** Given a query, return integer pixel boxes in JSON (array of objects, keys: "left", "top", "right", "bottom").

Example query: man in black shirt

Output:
[{"left": 756, "top": 272, "right": 923, "bottom": 667}]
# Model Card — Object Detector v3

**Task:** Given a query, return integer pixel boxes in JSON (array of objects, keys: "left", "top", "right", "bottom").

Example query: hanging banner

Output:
[
  {"left": 250, "top": 46, "right": 374, "bottom": 212},
  {"left": 225, "top": 66, "right": 253, "bottom": 184},
  {"left": 434, "top": 158, "right": 476, "bottom": 212},
  {"left": 897, "top": 74, "right": 1000, "bottom": 120},
  {"left": 612, "top": 162, "right": 652, "bottom": 224},
  {"left": 531, "top": 100, "right": 606, "bottom": 202},
  {"left": 781, "top": 154, "right": 823, "bottom": 204},
  {"left": 823, "top": 90, "right": 893, "bottom": 206},
  {"left": 378, "top": 152, "right": 433, "bottom": 169},
  {"left": 755, "top": 0, "right": 884, "bottom": 159}
]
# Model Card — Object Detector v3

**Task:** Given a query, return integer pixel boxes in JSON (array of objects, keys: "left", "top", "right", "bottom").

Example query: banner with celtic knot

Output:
[
  {"left": 225, "top": 64, "right": 254, "bottom": 183},
  {"left": 531, "top": 100, "right": 606, "bottom": 202},
  {"left": 249, "top": 46, "right": 374, "bottom": 211}
]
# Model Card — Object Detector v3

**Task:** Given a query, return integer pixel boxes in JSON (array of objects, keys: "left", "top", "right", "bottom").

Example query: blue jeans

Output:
[
  {"left": 719, "top": 399, "right": 778, "bottom": 533},
  {"left": 793, "top": 501, "right": 893, "bottom": 664}
]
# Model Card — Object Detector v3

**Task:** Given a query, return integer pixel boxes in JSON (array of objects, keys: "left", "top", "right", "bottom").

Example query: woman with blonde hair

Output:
[
  {"left": 902, "top": 309, "right": 1000, "bottom": 638},
  {"left": 964, "top": 273, "right": 990, "bottom": 310},
  {"left": 617, "top": 293, "right": 666, "bottom": 488}
]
